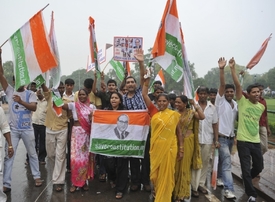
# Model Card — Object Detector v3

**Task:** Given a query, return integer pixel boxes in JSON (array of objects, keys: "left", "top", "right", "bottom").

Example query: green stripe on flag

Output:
[
  {"left": 90, "top": 138, "right": 146, "bottom": 157},
  {"left": 10, "top": 30, "right": 31, "bottom": 90},
  {"left": 110, "top": 59, "right": 124, "bottom": 81}
]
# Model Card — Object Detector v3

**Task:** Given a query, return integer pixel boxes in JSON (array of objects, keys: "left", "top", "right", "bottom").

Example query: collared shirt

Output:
[
  {"left": 63, "top": 92, "right": 75, "bottom": 102},
  {"left": 32, "top": 98, "right": 47, "bottom": 125},
  {"left": 215, "top": 93, "right": 238, "bottom": 137},
  {"left": 259, "top": 97, "right": 267, "bottom": 127},
  {"left": 0, "top": 107, "right": 10, "bottom": 147},
  {"left": 74, "top": 91, "right": 102, "bottom": 108},
  {"left": 44, "top": 91, "right": 68, "bottom": 131},
  {"left": 198, "top": 101, "right": 218, "bottom": 144},
  {"left": 123, "top": 86, "right": 147, "bottom": 110}
]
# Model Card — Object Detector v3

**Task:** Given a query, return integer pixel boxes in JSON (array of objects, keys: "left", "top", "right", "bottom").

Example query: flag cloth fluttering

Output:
[
  {"left": 246, "top": 34, "right": 272, "bottom": 69},
  {"left": 9, "top": 11, "right": 57, "bottom": 90},
  {"left": 151, "top": 0, "right": 184, "bottom": 83},
  {"left": 89, "top": 17, "right": 100, "bottom": 75},
  {"left": 48, "top": 11, "right": 61, "bottom": 89},
  {"left": 110, "top": 59, "right": 125, "bottom": 81},
  {"left": 150, "top": 68, "right": 165, "bottom": 93},
  {"left": 90, "top": 110, "right": 150, "bottom": 158},
  {"left": 180, "top": 24, "right": 194, "bottom": 99},
  {"left": 123, "top": 61, "right": 131, "bottom": 76}
]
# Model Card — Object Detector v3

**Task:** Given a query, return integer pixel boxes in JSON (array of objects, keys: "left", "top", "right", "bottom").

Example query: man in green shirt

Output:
[{"left": 229, "top": 57, "right": 264, "bottom": 202}]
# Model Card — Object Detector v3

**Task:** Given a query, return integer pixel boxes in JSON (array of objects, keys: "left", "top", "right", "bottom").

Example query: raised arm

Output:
[
  {"left": 141, "top": 75, "right": 152, "bottom": 108},
  {"left": 0, "top": 48, "right": 9, "bottom": 91},
  {"left": 92, "top": 71, "right": 98, "bottom": 94},
  {"left": 134, "top": 49, "right": 145, "bottom": 86},
  {"left": 217, "top": 57, "right": 227, "bottom": 96},
  {"left": 229, "top": 57, "right": 242, "bottom": 100},
  {"left": 189, "top": 99, "right": 205, "bottom": 120}
]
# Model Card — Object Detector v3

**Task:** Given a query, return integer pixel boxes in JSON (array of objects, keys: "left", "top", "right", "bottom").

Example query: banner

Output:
[
  {"left": 151, "top": 0, "right": 183, "bottom": 82},
  {"left": 9, "top": 11, "right": 57, "bottom": 90},
  {"left": 90, "top": 110, "right": 150, "bottom": 158},
  {"left": 48, "top": 11, "right": 61, "bottom": 89}
]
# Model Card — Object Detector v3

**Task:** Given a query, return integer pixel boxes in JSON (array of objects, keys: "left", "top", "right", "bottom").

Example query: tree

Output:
[{"left": 0, "top": 61, "right": 14, "bottom": 88}]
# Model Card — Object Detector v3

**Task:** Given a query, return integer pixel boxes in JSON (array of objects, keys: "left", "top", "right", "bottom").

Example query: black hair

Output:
[
  {"left": 153, "top": 86, "right": 164, "bottom": 93},
  {"left": 84, "top": 78, "right": 94, "bottom": 89},
  {"left": 197, "top": 86, "right": 209, "bottom": 94},
  {"left": 209, "top": 88, "right": 218, "bottom": 94},
  {"left": 30, "top": 82, "right": 36, "bottom": 86},
  {"left": 59, "top": 81, "right": 64, "bottom": 86},
  {"left": 254, "top": 83, "right": 264, "bottom": 88},
  {"left": 65, "top": 78, "right": 75, "bottom": 85},
  {"left": 153, "top": 80, "right": 162, "bottom": 85},
  {"left": 78, "top": 88, "right": 89, "bottom": 96},
  {"left": 177, "top": 95, "right": 190, "bottom": 108},
  {"left": 156, "top": 93, "right": 169, "bottom": 101},
  {"left": 125, "top": 76, "right": 136, "bottom": 83},
  {"left": 107, "top": 79, "right": 117, "bottom": 86},
  {"left": 168, "top": 93, "right": 177, "bottom": 101},
  {"left": 107, "top": 92, "right": 125, "bottom": 110},
  {"left": 225, "top": 84, "right": 235, "bottom": 91},
  {"left": 246, "top": 84, "right": 260, "bottom": 94}
]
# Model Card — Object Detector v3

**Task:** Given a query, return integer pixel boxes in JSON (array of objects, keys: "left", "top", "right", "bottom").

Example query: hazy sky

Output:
[{"left": 1, "top": 0, "right": 274, "bottom": 78}]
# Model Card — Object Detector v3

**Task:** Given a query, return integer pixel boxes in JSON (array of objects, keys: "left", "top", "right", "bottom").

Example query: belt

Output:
[{"left": 218, "top": 135, "right": 234, "bottom": 140}]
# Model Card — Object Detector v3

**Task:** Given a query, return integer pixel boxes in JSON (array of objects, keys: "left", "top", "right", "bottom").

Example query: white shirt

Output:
[
  {"left": 63, "top": 92, "right": 75, "bottom": 102},
  {"left": 215, "top": 93, "right": 238, "bottom": 137},
  {"left": 198, "top": 101, "right": 218, "bottom": 144},
  {"left": 0, "top": 107, "right": 10, "bottom": 147}
]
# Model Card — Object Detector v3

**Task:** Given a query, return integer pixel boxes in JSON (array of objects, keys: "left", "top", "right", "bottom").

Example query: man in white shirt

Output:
[
  {"left": 191, "top": 86, "right": 219, "bottom": 197},
  {"left": 215, "top": 57, "right": 238, "bottom": 199},
  {"left": 32, "top": 89, "right": 47, "bottom": 164}
]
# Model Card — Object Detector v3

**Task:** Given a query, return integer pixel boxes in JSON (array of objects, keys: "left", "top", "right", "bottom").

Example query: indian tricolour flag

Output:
[
  {"left": 9, "top": 11, "right": 57, "bottom": 90},
  {"left": 150, "top": 68, "right": 165, "bottom": 93},
  {"left": 151, "top": 0, "right": 183, "bottom": 82},
  {"left": 90, "top": 110, "right": 150, "bottom": 158},
  {"left": 109, "top": 59, "right": 125, "bottom": 81},
  {"left": 89, "top": 16, "right": 100, "bottom": 77}
]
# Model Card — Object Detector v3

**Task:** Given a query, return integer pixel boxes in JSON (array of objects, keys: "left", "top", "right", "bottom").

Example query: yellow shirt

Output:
[
  {"left": 74, "top": 91, "right": 102, "bottom": 108},
  {"left": 44, "top": 91, "right": 68, "bottom": 131}
]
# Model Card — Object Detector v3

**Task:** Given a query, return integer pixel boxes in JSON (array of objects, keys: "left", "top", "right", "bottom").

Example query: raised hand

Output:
[
  {"left": 134, "top": 49, "right": 144, "bottom": 62},
  {"left": 229, "top": 57, "right": 235, "bottom": 69},
  {"left": 218, "top": 57, "right": 227, "bottom": 69}
]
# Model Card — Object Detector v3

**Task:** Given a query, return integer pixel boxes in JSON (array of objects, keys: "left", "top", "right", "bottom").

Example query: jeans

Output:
[
  {"left": 3, "top": 129, "right": 40, "bottom": 188},
  {"left": 237, "top": 141, "right": 263, "bottom": 198},
  {"left": 217, "top": 137, "right": 234, "bottom": 192}
]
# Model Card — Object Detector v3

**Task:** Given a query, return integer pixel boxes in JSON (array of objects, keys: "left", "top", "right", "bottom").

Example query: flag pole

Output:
[
  {"left": 101, "top": 58, "right": 113, "bottom": 73},
  {"left": 0, "top": 3, "right": 50, "bottom": 48}
]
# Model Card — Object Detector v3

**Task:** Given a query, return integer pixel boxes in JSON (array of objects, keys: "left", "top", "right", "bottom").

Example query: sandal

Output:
[
  {"left": 82, "top": 184, "right": 89, "bottom": 191},
  {"left": 115, "top": 192, "right": 123, "bottom": 199},
  {"left": 54, "top": 184, "right": 63, "bottom": 192},
  {"left": 70, "top": 185, "right": 77, "bottom": 193},
  {"left": 198, "top": 185, "right": 208, "bottom": 194},
  {"left": 99, "top": 173, "right": 106, "bottom": 182},
  {"left": 35, "top": 178, "right": 44, "bottom": 187}
]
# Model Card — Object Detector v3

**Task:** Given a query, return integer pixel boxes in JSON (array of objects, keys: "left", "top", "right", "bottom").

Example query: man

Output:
[
  {"left": 168, "top": 93, "right": 177, "bottom": 110},
  {"left": 63, "top": 78, "right": 75, "bottom": 173},
  {"left": 209, "top": 88, "right": 218, "bottom": 105},
  {"left": 191, "top": 86, "right": 219, "bottom": 197},
  {"left": 114, "top": 114, "right": 130, "bottom": 139},
  {"left": 41, "top": 82, "right": 68, "bottom": 192},
  {"left": 32, "top": 89, "right": 47, "bottom": 164},
  {"left": 0, "top": 106, "right": 14, "bottom": 201},
  {"left": 121, "top": 49, "right": 151, "bottom": 192},
  {"left": 29, "top": 82, "right": 37, "bottom": 92},
  {"left": 0, "top": 49, "right": 43, "bottom": 192},
  {"left": 133, "top": 39, "right": 142, "bottom": 49},
  {"left": 230, "top": 58, "right": 264, "bottom": 202},
  {"left": 215, "top": 57, "right": 238, "bottom": 199},
  {"left": 74, "top": 78, "right": 102, "bottom": 109},
  {"left": 148, "top": 81, "right": 162, "bottom": 101}
]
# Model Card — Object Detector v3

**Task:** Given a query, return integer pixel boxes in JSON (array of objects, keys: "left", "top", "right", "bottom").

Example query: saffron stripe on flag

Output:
[
  {"left": 92, "top": 110, "right": 150, "bottom": 125},
  {"left": 30, "top": 12, "right": 57, "bottom": 72}
]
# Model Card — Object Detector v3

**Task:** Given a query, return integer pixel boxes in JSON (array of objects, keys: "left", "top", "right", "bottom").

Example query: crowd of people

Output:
[{"left": 0, "top": 48, "right": 270, "bottom": 202}]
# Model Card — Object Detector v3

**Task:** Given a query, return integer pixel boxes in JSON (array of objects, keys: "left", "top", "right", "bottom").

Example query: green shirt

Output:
[{"left": 237, "top": 95, "right": 265, "bottom": 143}]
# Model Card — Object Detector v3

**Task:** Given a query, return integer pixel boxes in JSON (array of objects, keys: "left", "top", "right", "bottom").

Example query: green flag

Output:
[{"left": 110, "top": 59, "right": 125, "bottom": 81}]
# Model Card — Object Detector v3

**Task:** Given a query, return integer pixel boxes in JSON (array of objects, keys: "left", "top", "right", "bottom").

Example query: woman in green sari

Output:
[
  {"left": 142, "top": 75, "right": 183, "bottom": 202},
  {"left": 173, "top": 95, "right": 205, "bottom": 202}
]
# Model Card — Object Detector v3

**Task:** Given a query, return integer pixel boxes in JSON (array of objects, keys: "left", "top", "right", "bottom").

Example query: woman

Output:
[
  {"left": 141, "top": 76, "right": 183, "bottom": 202},
  {"left": 62, "top": 89, "right": 96, "bottom": 193},
  {"left": 173, "top": 95, "right": 205, "bottom": 202}
]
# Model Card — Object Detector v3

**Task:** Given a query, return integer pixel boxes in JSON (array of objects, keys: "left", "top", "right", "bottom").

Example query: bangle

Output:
[
  {"left": 8, "top": 146, "right": 13, "bottom": 149},
  {"left": 179, "top": 146, "right": 183, "bottom": 149}
]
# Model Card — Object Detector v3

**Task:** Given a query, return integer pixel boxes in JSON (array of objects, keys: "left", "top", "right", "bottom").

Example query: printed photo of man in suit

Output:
[{"left": 114, "top": 114, "right": 129, "bottom": 139}]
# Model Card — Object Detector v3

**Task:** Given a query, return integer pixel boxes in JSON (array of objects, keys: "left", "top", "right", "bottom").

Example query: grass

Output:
[{"left": 266, "top": 99, "right": 275, "bottom": 125}]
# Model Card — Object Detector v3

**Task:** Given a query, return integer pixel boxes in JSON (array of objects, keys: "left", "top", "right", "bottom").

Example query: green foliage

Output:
[{"left": 0, "top": 61, "right": 14, "bottom": 88}]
